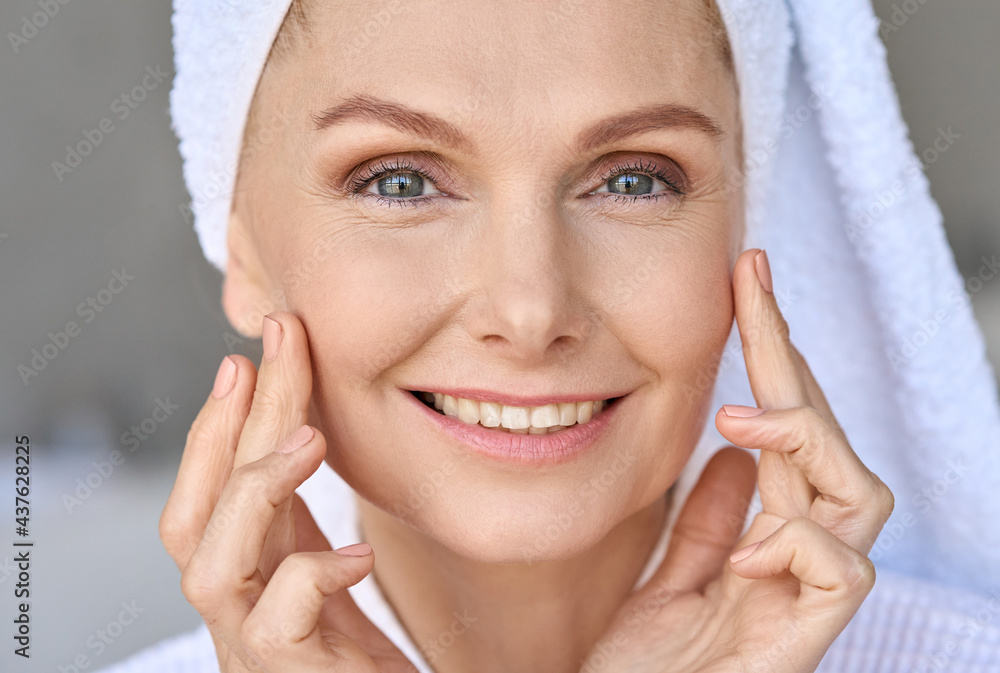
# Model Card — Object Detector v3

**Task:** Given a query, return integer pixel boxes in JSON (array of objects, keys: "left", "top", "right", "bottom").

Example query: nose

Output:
[{"left": 463, "top": 191, "right": 593, "bottom": 366}]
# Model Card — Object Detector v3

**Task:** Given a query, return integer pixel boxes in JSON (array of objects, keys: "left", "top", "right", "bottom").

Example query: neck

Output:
[{"left": 355, "top": 493, "right": 670, "bottom": 673}]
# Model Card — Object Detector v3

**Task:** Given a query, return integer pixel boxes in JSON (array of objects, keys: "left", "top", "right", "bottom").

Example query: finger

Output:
[
  {"left": 233, "top": 311, "right": 315, "bottom": 580},
  {"left": 789, "top": 345, "right": 857, "bottom": 458},
  {"left": 729, "top": 517, "right": 875, "bottom": 614},
  {"left": 716, "top": 405, "right": 894, "bottom": 552},
  {"left": 160, "top": 354, "right": 257, "bottom": 571},
  {"left": 234, "top": 311, "right": 314, "bottom": 470},
  {"left": 180, "top": 426, "right": 327, "bottom": 650},
  {"left": 240, "top": 549, "right": 380, "bottom": 673},
  {"left": 733, "top": 248, "right": 816, "bottom": 516},
  {"left": 734, "top": 249, "right": 811, "bottom": 409},
  {"left": 654, "top": 447, "right": 757, "bottom": 592},
  {"left": 291, "top": 494, "right": 402, "bottom": 653}
]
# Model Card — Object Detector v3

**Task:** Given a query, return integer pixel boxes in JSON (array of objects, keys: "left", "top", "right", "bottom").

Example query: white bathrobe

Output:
[{"left": 104, "top": 0, "right": 1000, "bottom": 670}]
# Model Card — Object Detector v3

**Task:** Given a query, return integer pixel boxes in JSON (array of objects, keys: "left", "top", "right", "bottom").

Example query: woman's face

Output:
[{"left": 226, "top": 0, "right": 744, "bottom": 563}]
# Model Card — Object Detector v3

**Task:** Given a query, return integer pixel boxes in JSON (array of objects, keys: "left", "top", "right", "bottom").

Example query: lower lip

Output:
[{"left": 402, "top": 389, "right": 625, "bottom": 466}]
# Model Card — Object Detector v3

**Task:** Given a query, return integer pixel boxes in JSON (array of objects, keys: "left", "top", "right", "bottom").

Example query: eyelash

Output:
[
  {"left": 346, "top": 158, "right": 441, "bottom": 209},
  {"left": 346, "top": 156, "right": 686, "bottom": 208}
]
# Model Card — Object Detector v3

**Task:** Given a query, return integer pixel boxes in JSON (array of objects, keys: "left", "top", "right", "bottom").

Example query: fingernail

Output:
[
  {"left": 755, "top": 249, "right": 773, "bottom": 294},
  {"left": 335, "top": 542, "right": 372, "bottom": 557},
  {"left": 211, "top": 356, "right": 237, "bottom": 399},
  {"left": 730, "top": 541, "right": 760, "bottom": 564},
  {"left": 722, "top": 404, "right": 766, "bottom": 418},
  {"left": 275, "top": 425, "right": 314, "bottom": 454},
  {"left": 262, "top": 315, "right": 282, "bottom": 362}
]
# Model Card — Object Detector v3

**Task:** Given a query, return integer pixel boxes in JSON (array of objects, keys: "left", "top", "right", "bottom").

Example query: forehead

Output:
[
  {"left": 259, "top": 0, "right": 739, "bottom": 167},
  {"left": 287, "top": 0, "right": 732, "bottom": 99}
]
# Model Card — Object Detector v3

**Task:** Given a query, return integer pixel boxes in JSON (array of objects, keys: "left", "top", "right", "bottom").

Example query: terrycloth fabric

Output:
[
  {"left": 166, "top": 0, "right": 1000, "bottom": 666},
  {"left": 98, "top": 449, "right": 1000, "bottom": 671},
  {"left": 97, "top": 452, "right": 1000, "bottom": 672},
  {"left": 98, "top": 539, "right": 1000, "bottom": 672}
]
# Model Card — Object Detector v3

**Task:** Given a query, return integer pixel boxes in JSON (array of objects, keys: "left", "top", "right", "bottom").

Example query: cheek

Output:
[
  {"left": 280, "top": 227, "right": 455, "bottom": 388},
  {"left": 602, "top": 233, "right": 734, "bottom": 382},
  {"left": 598, "top": 234, "right": 734, "bottom": 482}
]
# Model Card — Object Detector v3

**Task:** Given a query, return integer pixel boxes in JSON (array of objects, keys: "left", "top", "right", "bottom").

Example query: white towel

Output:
[{"left": 169, "top": 0, "right": 1000, "bottom": 634}]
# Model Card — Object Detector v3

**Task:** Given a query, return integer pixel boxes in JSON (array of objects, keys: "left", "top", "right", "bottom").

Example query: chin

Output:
[{"left": 365, "top": 468, "right": 658, "bottom": 565}]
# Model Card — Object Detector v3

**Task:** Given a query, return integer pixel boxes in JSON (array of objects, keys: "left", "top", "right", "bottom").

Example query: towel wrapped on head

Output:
[{"left": 163, "top": 0, "right": 1000, "bottom": 669}]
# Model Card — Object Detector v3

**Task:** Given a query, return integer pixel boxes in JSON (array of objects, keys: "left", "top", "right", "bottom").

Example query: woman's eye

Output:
[
  {"left": 364, "top": 171, "right": 443, "bottom": 199},
  {"left": 591, "top": 172, "right": 676, "bottom": 199}
]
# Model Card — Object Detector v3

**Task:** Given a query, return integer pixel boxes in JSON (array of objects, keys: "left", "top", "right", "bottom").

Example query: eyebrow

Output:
[{"left": 312, "top": 94, "right": 725, "bottom": 153}]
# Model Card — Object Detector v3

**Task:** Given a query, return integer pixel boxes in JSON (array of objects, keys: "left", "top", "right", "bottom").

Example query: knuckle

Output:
[
  {"left": 280, "top": 552, "right": 319, "bottom": 579},
  {"left": 797, "top": 404, "right": 826, "bottom": 428},
  {"left": 872, "top": 475, "right": 895, "bottom": 521},
  {"left": 786, "top": 408, "right": 820, "bottom": 455},
  {"left": 249, "top": 385, "right": 288, "bottom": 422},
  {"left": 845, "top": 554, "right": 876, "bottom": 595},
  {"left": 185, "top": 414, "right": 217, "bottom": 451},
  {"left": 228, "top": 460, "right": 276, "bottom": 500},
  {"left": 158, "top": 509, "right": 191, "bottom": 560},
  {"left": 793, "top": 406, "right": 830, "bottom": 446},
  {"left": 784, "top": 515, "right": 813, "bottom": 534},
  {"left": 241, "top": 615, "right": 281, "bottom": 664},
  {"left": 766, "top": 305, "right": 792, "bottom": 344},
  {"left": 180, "top": 561, "right": 220, "bottom": 614}
]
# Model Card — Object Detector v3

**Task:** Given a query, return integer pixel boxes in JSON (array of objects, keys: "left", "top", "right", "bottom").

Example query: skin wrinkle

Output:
[{"left": 224, "top": 1, "right": 746, "bottom": 671}]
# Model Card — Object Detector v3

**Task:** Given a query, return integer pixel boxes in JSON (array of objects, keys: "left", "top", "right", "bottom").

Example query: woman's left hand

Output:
[{"left": 582, "top": 248, "right": 894, "bottom": 673}]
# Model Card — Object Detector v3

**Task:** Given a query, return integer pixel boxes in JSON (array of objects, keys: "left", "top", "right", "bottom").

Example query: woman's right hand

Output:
[{"left": 159, "top": 311, "right": 419, "bottom": 672}]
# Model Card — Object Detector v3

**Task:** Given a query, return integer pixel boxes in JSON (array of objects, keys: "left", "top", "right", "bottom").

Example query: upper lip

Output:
[{"left": 407, "top": 387, "right": 629, "bottom": 408}]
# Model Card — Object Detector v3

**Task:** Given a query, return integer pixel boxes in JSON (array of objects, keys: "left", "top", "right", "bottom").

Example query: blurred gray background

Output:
[{"left": 0, "top": 1, "right": 997, "bottom": 671}]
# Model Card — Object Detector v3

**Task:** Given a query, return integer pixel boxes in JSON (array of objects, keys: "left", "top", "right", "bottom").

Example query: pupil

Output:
[
  {"left": 378, "top": 172, "right": 423, "bottom": 198},
  {"left": 610, "top": 173, "right": 652, "bottom": 195}
]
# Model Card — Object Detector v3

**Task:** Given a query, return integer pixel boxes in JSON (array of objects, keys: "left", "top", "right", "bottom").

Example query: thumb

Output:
[
  {"left": 291, "top": 493, "right": 402, "bottom": 657},
  {"left": 649, "top": 446, "right": 757, "bottom": 593}
]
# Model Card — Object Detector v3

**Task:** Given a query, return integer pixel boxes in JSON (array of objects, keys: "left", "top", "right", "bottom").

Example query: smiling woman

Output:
[{"left": 101, "top": 0, "right": 1000, "bottom": 671}]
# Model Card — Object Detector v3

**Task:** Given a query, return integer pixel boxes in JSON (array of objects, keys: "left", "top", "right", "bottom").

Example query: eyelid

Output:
[
  {"left": 590, "top": 154, "right": 687, "bottom": 195},
  {"left": 347, "top": 156, "right": 444, "bottom": 194},
  {"left": 342, "top": 151, "right": 689, "bottom": 209}
]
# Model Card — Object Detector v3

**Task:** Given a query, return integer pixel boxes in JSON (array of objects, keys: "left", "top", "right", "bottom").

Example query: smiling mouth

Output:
[{"left": 409, "top": 390, "right": 621, "bottom": 434}]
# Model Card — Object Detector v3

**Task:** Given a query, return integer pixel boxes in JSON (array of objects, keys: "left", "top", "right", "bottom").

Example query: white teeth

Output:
[
  {"left": 479, "top": 401, "right": 502, "bottom": 427},
  {"left": 443, "top": 394, "right": 459, "bottom": 417},
  {"left": 530, "top": 404, "right": 561, "bottom": 429},
  {"left": 426, "top": 392, "right": 612, "bottom": 431},
  {"left": 500, "top": 404, "right": 530, "bottom": 430},
  {"left": 457, "top": 397, "right": 481, "bottom": 424}
]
